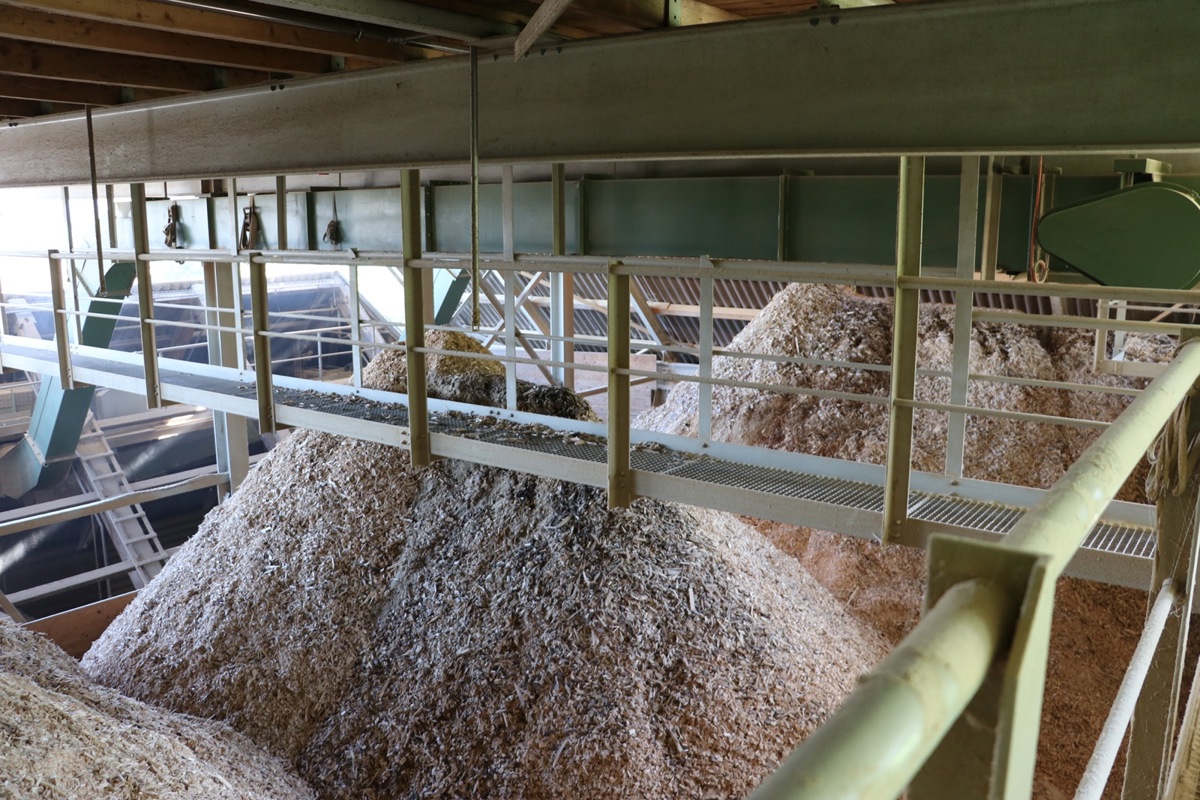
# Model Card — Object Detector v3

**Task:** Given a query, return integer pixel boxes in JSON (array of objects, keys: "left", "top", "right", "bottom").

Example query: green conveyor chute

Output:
[
  {"left": 0, "top": 262, "right": 136, "bottom": 499},
  {"left": 1036, "top": 182, "right": 1200, "bottom": 290}
]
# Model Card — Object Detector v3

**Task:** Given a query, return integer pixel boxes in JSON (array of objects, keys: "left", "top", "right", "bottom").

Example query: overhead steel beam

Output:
[
  {"left": 2, "top": 0, "right": 1200, "bottom": 186},
  {"left": 248, "top": 0, "right": 516, "bottom": 42}
]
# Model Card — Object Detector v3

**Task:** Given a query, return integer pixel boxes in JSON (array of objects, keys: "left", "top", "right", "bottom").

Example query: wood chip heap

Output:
[
  {"left": 84, "top": 330, "right": 886, "bottom": 799},
  {"left": 0, "top": 615, "right": 314, "bottom": 799},
  {"left": 638, "top": 282, "right": 1165, "bottom": 799}
]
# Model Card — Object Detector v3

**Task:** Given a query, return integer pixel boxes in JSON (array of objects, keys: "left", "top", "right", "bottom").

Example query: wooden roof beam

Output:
[
  {"left": 248, "top": 0, "right": 517, "bottom": 43},
  {"left": 581, "top": 0, "right": 741, "bottom": 27},
  {"left": 6, "top": 0, "right": 412, "bottom": 63},
  {"left": 0, "top": 97, "right": 80, "bottom": 119},
  {"left": 0, "top": 6, "right": 344, "bottom": 75},
  {"left": 0, "top": 75, "right": 180, "bottom": 106},
  {"left": 0, "top": 38, "right": 275, "bottom": 92}
]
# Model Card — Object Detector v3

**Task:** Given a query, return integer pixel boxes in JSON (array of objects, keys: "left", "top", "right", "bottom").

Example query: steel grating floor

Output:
[{"left": 5, "top": 342, "right": 1159, "bottom": 567}]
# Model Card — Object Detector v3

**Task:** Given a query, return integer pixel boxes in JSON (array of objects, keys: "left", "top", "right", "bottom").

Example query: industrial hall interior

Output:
[{"left": 2, "top": 0, "right": 1200, "bottom": 798}]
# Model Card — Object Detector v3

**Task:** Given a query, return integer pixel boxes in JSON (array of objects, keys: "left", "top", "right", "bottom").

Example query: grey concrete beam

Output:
[{"left": 1, "top": 0, "right": 1199, "bottom": 186}]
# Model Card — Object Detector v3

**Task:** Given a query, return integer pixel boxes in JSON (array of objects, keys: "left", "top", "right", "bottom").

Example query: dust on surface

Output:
[
  {"left": 85, "top": 328, "right": 885, "bottom": 799},
  {"left": 639, "top": 282, "right": 1162, "bottom": 798}
]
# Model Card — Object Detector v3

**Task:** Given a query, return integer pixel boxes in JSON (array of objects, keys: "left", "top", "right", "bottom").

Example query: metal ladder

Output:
[{"left": 74, "top": 416, "right": 169, "bottom": 588}]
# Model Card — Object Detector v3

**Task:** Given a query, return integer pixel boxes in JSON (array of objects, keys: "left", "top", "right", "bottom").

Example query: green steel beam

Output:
[
  {"left": 6, "top": 0, "right": 1200, "bottom": 185},
  {"left": 882, "top": 155, "right": 923, "bottom": 544}
]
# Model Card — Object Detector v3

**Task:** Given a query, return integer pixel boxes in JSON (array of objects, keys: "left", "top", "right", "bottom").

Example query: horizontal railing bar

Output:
[
  {"left": 973, "top": 309, "right": 1187, "bottom": 335},
  {"left": 904, "top": 275, "right": 1200, "bottom": 306},
  {"left": 897, "top": 398, "right": 1111, "bottom": 430}
]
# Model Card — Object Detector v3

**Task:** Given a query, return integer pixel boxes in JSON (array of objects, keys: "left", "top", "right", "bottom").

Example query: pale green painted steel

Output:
[
  {"left": 248, "top": 253, "right": 275, "bottom": 433},
  {"left": 882, "top": 156, "right": 923, "bottom": 544},
  {"left": 1038, "top": 182, "right": 1200, "bottom": 290},
  {"left": 402, "top": 170, "right": 430, "bottom": 467},
  {"left": 749, "top": 576, "right": 1016, "bottom": 800},
  {"left": 751, "top": 337, "right": 1200, "bottom": 800},
  {"left": 607, "top": 261, "right": 631, "bottom": 509},
  {"left": 1123, "top": 371, "right": 1200, "bottom": 800},
  {"left": 131, "top": 183, "right": 161, "bottom": 409},
  {"left": 1077, "top": 581, "right": 1176, "bottom": 800}
]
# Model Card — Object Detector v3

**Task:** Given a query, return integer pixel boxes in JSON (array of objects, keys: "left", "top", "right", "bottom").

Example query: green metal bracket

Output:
[
  {"left": 911, "top": 535, "right": 1055, "bottom": 800},
  {"left": 1037, "top": 182, "right": 1200, "bottom": 290}
]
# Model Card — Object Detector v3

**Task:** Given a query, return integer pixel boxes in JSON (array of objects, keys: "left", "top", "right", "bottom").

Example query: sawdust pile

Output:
[
  {"left": 84, "top": 329, "right": 886, "bottom": 798},
  {"left": 638, "top": 282, "right": 1163, "bottom": 798},
  {"left": 0, "top": 616, "right": 313, "bottom": 799}
]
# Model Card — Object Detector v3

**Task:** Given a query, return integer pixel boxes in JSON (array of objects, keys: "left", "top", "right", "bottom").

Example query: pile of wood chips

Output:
[
  {"left": 84, "top": 329, "right": 886, "bottom": 799},
  {"left": 639, "top": 282, "right": 1173, "bottom": 799},
  {"left": 0, "top": 616, "right": 313, "bottom": 799}
]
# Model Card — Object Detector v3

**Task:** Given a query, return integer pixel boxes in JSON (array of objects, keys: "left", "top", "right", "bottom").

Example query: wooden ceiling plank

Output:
[
  {"left": 0, "top": 74, "right": 180, "bottom": 106},
  {"left": 0, "top": 97, "right": 79, "bottom": 118},
  {"left": 0, "top": 6, "right": 336, "bottom": 74},
  {"left": 0, "top": 38, "right": 271, "bottom": 92},
  {"left": 6, "top": 0, "right": 411, "bottom": 62}
]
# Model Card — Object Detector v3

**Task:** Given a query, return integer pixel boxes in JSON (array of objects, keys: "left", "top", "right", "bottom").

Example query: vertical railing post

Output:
[
  {"left": 275, "top": 175, "right": 288, "bottom": 250},
  {"left": 946, "top": 155, "right": 983, "bottom": 477},
  {"left": 1123, "top": 380, "right": 1200, "bottom": 799},
  {"left": 550, "top": 162, "right": 575, "bottom": 390},
  {"left": 248, "top": 252, "right": 275, "bottom": 433},
  {"left": 502, "top": 164, "right": 518, "bottom": 410},
  {"left": 47, "top": 249, "right": 73, "bottom": 389},
  {"left": 607, "top": 260, "right": 631, "bottom": 508},
  {"left": 130, "top": 182, "right": 161, "bottom": 409},
  {"left": 349, "top": 262, "right": 363, "bottom": 388},
  {"left": 980, "top": 158, "right": 1002, "bottom": 282},
  {"left": 204, "top": 259, "right": 249, "bottom": 494},
  {"left": 698, "top": 257, "right": 715, "bottom": 446},
  {"left": 402, "top": 168, "right": 431, "bottom": 467},
  {"left": 883, "top": 156, "right": 924, "bottom": 544}
]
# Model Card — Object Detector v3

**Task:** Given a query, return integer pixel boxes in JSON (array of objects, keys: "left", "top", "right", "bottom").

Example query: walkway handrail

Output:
[{"left": 751, "top": 338, "right": 1200, "bottom": 800}]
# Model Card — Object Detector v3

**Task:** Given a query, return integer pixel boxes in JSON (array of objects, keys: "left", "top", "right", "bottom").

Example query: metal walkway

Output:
[{"left": 0, "top": 338, "right": 1157, "bottom": 590}]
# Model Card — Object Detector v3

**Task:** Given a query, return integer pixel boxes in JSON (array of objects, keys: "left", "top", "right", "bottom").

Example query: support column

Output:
[
  {"left": 946, "top": 156, "right": 983, "bottom": 478},
  {"left": 882, "top": 156, "right": 924, "bottom": 544},
  {"left": 402, "top": 169, "right": 431, "bottom": 467},
  {"left": 130, "top": 183, "right": 161, "bottom": 409},
  {"left": 607, "top": 260, "right": 631, "bottom": 509},
  {"left": 502, "top": 164, "right": 518, "bottom": 410},
  {"left": 549, "top": 163, "right": 575, "bottom": 390}
]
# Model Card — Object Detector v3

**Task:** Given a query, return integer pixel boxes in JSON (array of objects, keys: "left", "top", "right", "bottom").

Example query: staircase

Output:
[{"left": 74, "top": 416, "right": 169, "bottom": 588}]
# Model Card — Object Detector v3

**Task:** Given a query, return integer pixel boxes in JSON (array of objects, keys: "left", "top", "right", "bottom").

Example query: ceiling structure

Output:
[{"left": 0, "top": 0, "right": 906, "bottom": 121}]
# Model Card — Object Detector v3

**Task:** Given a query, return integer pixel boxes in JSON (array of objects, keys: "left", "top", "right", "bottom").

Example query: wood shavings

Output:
[
  {"left": 0, "top": 617, "right": 313, "bottom": 799},
  {"left": 639, "top": 282, "right": 1167, "bottom": 799},
  {"left": 84, "top": 327, "right": 883, "bottom": 798}
]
